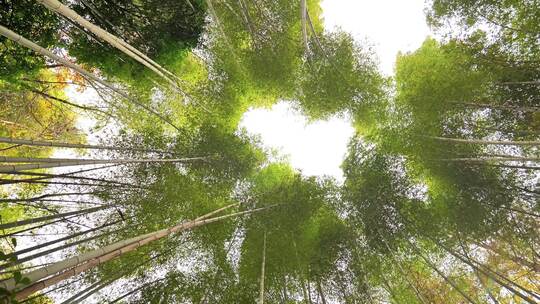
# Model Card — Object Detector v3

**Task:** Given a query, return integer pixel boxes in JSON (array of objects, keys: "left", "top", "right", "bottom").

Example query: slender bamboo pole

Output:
[
  {"left": 2, "top": 178, "right": 142, "bottom": 190},
  {"left": 0, "top": 156, "right": 206, "bottom": 173},
  {"left": 425, "top": 135, "right": 540, "bottom": 146},
  {"left": 60, "top": 279, "right": 103, "bottom": 304},
  {"left": 108, "top": 279, "right": 165, "bottom": 303},
  {"left": 456, "top": 238, "right": 500, "bottom": 304},
  {"left": 0, "top": 206, "right": 107, "bottom": 230},
  {"left": 300, "top": 0, "right": 309, "bottom": 53},
  {"left": 0, "top": 25, "right": 181, "bottom": 131},
  {"left": 408, "top": 241, "right": 477, "bottom": 304},
  {"left": 11, "top": 206, "right": 274, "bottom": 299},
  {"left": 0, "top": 137, "right": 171, "bottom": 154},
  {"left": 0, "top": 214, "right": 85, "bottom": 239},
  {"left": 437, "top": 156, "right": 540, "bottom": 162},
  {"left": 36, "top": 0, "right": 181, "bottom": 87},
  {"left": 2, "top": 228, "right": 122, "bottom": 269},
  {"left": 0, "top": 191, "right": 103, "bottom": 203},
  {"left": 1, "top": 205, "right": 270, "bottom": 289},
  {"left": 476, "top": 242, "right": 540, "bottom": 272},
  {"left": 433, "top": 240, "right": 538, "bottom": 304},
  {"left": 259, "top": 231, "right": 266, "bottom": 304},
  {"left": 379, "top": 235, "right": 427, "bottom": 304},
  {"left": 0, "top": 219, "right": 122, "bottom": 262},
  {"left": 0, "top": 164, "right": 124, "bottom": 186}
]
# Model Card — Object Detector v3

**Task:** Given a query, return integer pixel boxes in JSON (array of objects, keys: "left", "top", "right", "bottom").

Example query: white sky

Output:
[
  {"left": 241, "top": 102, "right": 354, "bottom": 179},
  {"left": 322, "top": 0, "right": 431, "bottom": 75},
  {"left": 241, "top": 0, "right": 431, "bottom": 181}
]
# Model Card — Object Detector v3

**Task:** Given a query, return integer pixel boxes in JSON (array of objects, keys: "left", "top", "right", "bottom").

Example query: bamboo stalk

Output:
[
  {"left": 0, "top": 25, "right": 181, "bottom": 131},
  {"left": 0, "top": 157, "right": 206, "bottom": 173},
  {"left": 300, "top": 0, "right": 309, "bottom": 53},
  {"left": 0, "top": 206, "right": 107, "bottom": 230},
  {"left": 259, "top": 231, "right": 267, "bottom": 304},
  {"left": 36, "top": 0, "right": 182, "bottom": 86},
  {"left": 0, "top": 137, "right": 172, "bottom": 154},
  {"left": 425, "top": 135, "right": 540, "bottom": 146},
  {"left": 437, "top": 156, "right": 540, "bottom": 162},
  {"left": 0, "top": 219, "right": 121, "bottom": 262},
  {"left": 11, "top": 206, "right": 274, "bottom": 299}
]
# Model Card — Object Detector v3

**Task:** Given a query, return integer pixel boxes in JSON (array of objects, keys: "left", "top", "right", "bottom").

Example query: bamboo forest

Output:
[{"left": 0, "top": 0, "right": 539, "bottom": 303}]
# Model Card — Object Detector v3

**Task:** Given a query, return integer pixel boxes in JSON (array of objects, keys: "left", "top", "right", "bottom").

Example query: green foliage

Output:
[
  {"left": 67, "top": 0, "right": 206, "bottom": 86},
  {"left": 0, "top": 0, "right": 61, "bottom": 80},
  {"left": 1, "top": 0, "right": 538, "bottom": 303},
  {"left": 297, "top": 30, "right": 385, "bottom": 120}
]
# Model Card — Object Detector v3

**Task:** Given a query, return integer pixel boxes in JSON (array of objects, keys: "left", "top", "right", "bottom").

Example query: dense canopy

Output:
[{"left": 0, "top": 0, "right": 538, "bottom": 303}]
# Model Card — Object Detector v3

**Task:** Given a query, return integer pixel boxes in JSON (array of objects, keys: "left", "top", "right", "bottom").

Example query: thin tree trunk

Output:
[
  {"left": 292, "top": 239, "right": 310, "bottom": 304},
  {"left": 0, "top": 206, "right": 107, "bottom": 230},
  {"left": 497, "top": 205, "right": 540, "bottom": 218},
  {"left": 237, "top": 0, "right": 256, "bottom": 41},
  {"left": 434, "top": 240, "right": 538, "bottom": 303},
  {"left": 205, "top": 0, "right": 241, "bottom": 67},
  {"left": 379, "top": 235, "right": 427, "bottom": 304},
  {"left": 78, "top": 0, "right": 120, "bottom": 35},
  {"left": 0, "top": 156, "right": 201, "bottom": 163},
  {"left": 0, "top": 191, "right": 103, "bottom": 203},
  {"left": 0, "top": 137, "right": 171, "bottom": 154},
  {"left": 477, "top": 163, "right": 540, "bottom": 170},
  {"left": 0, "top": 219, "right": 121, "bottom": 262},
  {"left": 0, "top": 164, "right": 121, "bottom": 186},
  {"left": 19, "top": 277, "right": 86, "bottom": 304},
  {"left": 2, "top": 228, "right": 123, "bottom": 269},
  {"left": 437, "top": 156, "right": 540, "bottom": 162},
  {"left": 281, "top": 274, "right": 288, "bottom": 303},
  {"left": 381, "top": 275, "right": 400, "bottom": 304},
  {"left": 300, "top": 0, "right": 309, "bottom": 53},
  {"left": 306, "top": 11, "right": 331, "bottom": 64},
  {"left": 316, "top": 279, "right": 327, "bottom": 304},
  {"left": 1, "top": 173, "right": 142, "bottom": 189},
  {"left": 477, "top": 242, "right": 540, "bottom": 272},
  {"left": 259, "top": 231, "right": 267, "bottom": 304},
  {"left": 456, "top": 238, "right": 500, "bottom": 304},
  {"left": 60, "top": 277, "right": 109, "bottom": 304},
  {"left": 36, "top": 0, "right": 181, "bottom": 87},
  {"left": 0, "top": 156, "right": 206, "bottom": 173},
  {"left": 408, "top": 241, "right": 478, "bottom": 304},
  {"left": 0, "top": 25, "right": 181, "bottom": 131},
  {"left": 300, "top": 277, "right": 309, "bottom": 304},
  {"left": 67, "top": 236, "right": 183, "bottom": 304},
  {"left": 499, "top": 81, "right": 540, "bottom": 85},
  {"left": 6, "top": 205, "right": 273, "bottom": 297},
  {"left": 306, "top": 274, "right": 313, "bottom": 304},
  {"left": 472, "top": 270, "right": 499, "bottom": 304},
  {"left": 425, "top": 135, "right": 540, "bottom": 146},
  {"left": 0, "top": 156, "right": 115, "bottom": 163},
  {"left": 75, "top": 233, "right": 190, "bottom": 304},
  {"left": 108, "top": 278, "right": 165, "bottom": 303},
  {"left": 0, "top": 215, "right": 84, "bottom": 239},
  {"left": 450, "top": 101, "right": 540, "bottom": 112},
  {"left": 29, "top": 89, "right": 111, "bottom": 117},
  {"left": 0, "top": 179, "right": 130, "bottom": 189}
]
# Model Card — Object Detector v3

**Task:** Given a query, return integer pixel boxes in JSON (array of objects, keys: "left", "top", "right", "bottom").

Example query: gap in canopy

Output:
[{"left": 240, "top": 101, "right": 354, "bottom": 182}]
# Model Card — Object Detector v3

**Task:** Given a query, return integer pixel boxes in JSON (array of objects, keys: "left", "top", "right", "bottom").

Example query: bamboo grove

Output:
[{"left": 0, "top": 0, "right": 538, "bottom": 303}]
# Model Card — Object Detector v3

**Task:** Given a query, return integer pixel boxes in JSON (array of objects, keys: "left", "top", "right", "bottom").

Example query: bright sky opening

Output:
[
  {"left": 241, "top": 102, "right": 354, "bottom": 180},
  {"left": 241, "top": 0, "right": 431, "bottom": 180}
]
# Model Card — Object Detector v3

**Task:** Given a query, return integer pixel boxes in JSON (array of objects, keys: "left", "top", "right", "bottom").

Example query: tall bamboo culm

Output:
[
  {"left": 0, "top": 137, "right": 172, "bottom": 154},
  {"left": 4, "top": 205, "right": 272, "bottom": 300},
  {"left": 0, "top": 157, "right": 206, "bottom": 173},
  {"left": 36, "top": 0, "right": 181, "bottom": 87},
  {"left": 0, "top": 25, "right": 181, "bottom": 131}
]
